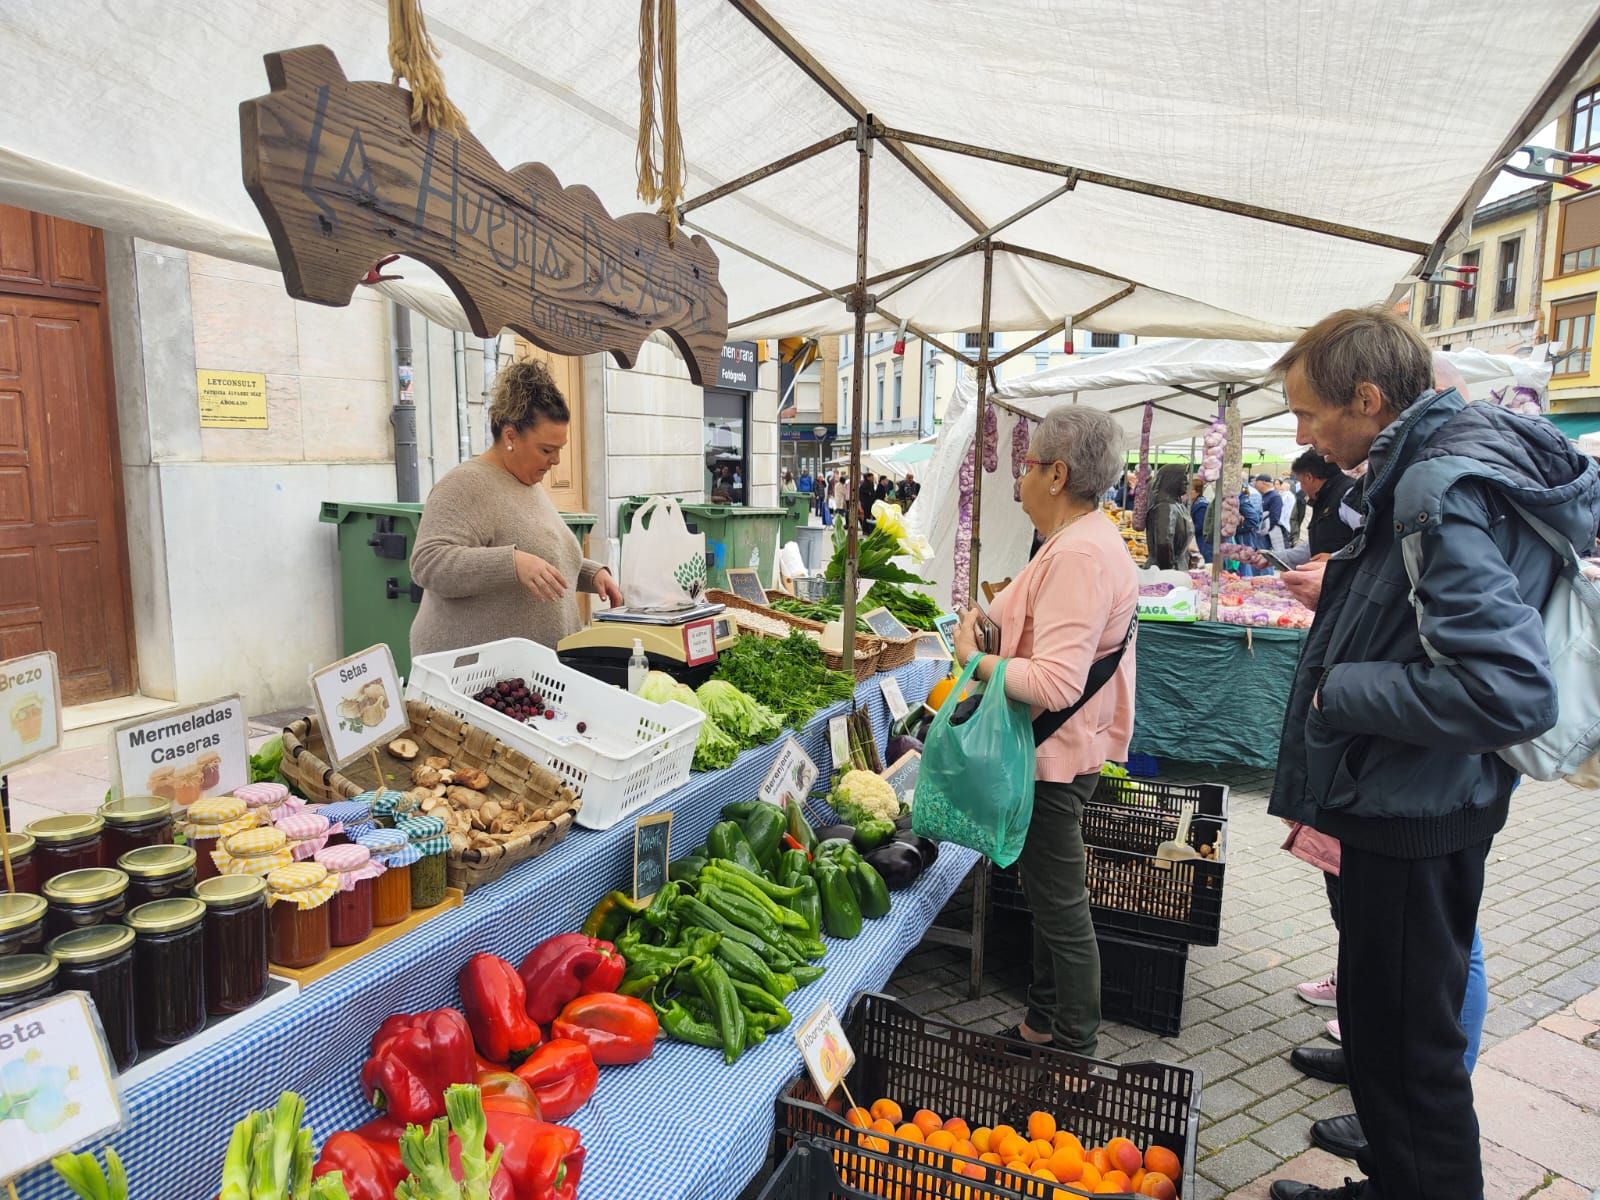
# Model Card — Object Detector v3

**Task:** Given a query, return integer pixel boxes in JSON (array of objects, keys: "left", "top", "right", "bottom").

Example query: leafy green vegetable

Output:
[
  {"left": 713, "top": 631, "right": 855, "bottom": 727},
  {"left": 52, "top": 1148, "right": 129, "bottom": 1200},
  {"left": 769, "top": 595, "right": 873, "bottom": 632},
  {"left": 695, "top": 680, "right": 784, "bottom": 748},
  {"left": 824, "top": 518, "right": 922, "bottom": 585},
  {"left": 640, "top": 671, "right": 701, "bottom": 710},
  {"left": 864, "top": 581, "right": 943, "bottom": 632},
  {"left": 249, "top": 736, "right": 285, "bottom": 785},
  {"left": 692, "top": 716, "right": 742, "bottom": 772}
]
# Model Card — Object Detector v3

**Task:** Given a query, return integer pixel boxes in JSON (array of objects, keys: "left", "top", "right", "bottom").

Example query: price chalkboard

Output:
[
  {"left": 860, "top": 606, "right": 913, "bottom": 641},
  {"left": 913, "top": 633, "right": 951, "bottom": 661},
  {"left": 723, "top": 568, "right": 769, "bottom": 607},
  {"left": 633, "top": 812, "right": 673, "bottom": 903},
  {"left": 934, "top": 613, "right": 960, "bottom": 656},
  {"left": 882, "top": 751, "right": 921, "bottom": 808}
]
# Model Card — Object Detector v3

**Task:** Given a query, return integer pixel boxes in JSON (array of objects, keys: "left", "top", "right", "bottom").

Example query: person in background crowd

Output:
[
  {"left": 1145, "top": 464, "right": 1195, "bottom": 570},
  {"left": 897, "top": 470, "right": 921, "bottom": 511},
  {"left": 1289, "top": 476, "right": 1309, "bottom": 545},
  {"left": 1266, "top": 306, "right": 1599, "bottom": 1200},
  {"left": 858, "top": 471, "right": 878, "bottom": 531},
  {"left": 1254, "top": 474, "right": 1289, "bottom": 553},
  {"left": 1234, "top": 481, "right": 1263, "bottom": 576},
  {"left": 875, "top": 474, "right": 894, "bottom": 506},
  {"left": 832, "top": 470, "right": 851, "bottom": 522},
  {"left": 1190, "top": 474, "right": 1212, "bottom": 562},
  {"left": 951, "top": 406, "right": 1137, "bottom": 1058},
  {"left": 1112, "top": 469, "right": 1138, "bottom": 508},
  {"left": 782, "top": 468, "right": 796, "bottom": 490},
  {"left": 797, "top": 468, "right": 812, "bottom": 494}
]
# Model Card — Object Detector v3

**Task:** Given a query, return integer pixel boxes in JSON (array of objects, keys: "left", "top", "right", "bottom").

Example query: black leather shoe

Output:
[
  {"left": 1310, "top": 1113, "right": 1367, "bottom": 1161},
  {"left": 1269, "top": 1178, "right": 1367, "bottom": 1200},
  {"left": 1289, "top": 1044, "right": 1347, "bottom": 1084}
]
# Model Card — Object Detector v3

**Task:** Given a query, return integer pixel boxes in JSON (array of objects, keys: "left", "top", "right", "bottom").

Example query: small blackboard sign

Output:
[
  {"left": 860, "top": 606, "right": 913, "bottom": 641},
  {"left": 882, "top": 752, "right": 921, "bottom": 808},
  {"left": 724, "top": 568, "right": 769, "bottom": 606},
  {"left": 913, "top": 632, "right": 951, "bottom": 660},
  {"left": 633, "top": 812, "right": 673, "bottom": 903}
]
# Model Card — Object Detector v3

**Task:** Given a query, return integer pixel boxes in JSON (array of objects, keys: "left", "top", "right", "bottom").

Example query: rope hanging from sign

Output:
[
  {"left": 387, "top": 0, "right": 466, "bottom": 134},
  {"left": 636, "top": 0, "right": 687, "bottom": 240}
]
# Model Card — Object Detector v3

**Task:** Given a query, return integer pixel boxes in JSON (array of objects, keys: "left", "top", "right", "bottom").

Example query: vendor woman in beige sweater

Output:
[{"left": 410, "top": 360, "right": 623, "bottom": 657}]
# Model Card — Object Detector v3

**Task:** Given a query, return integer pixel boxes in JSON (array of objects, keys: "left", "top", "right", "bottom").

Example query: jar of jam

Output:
[
  {"left": 99, "top": 795, "right": 174, "bottom": 861},
  {"left": 26, "top": 814, "right": 106, "bottom": 884},
  {"left": 42, "top": 868, "right": 129, "bottom": 940},
  {"left": 180, "top": 798, "right": 259, "bottom": 884},
  {"left": 234, "top": 781, "right": 294, "bottom": 823},
  {"left": 119, "top": 844, "right": 198, "bottom": 908},
  {"left": 265, "top": 864, "right": 337, "bottom": 968},
  {"left": 213, "top": 826, "right": 292, "bottom": 879},
  {"left": 195, "top": 875, "right": 269, "bottom": 1015},
  {"left": 125, "top": 898, "right": 207, "bottom": 1046},
  {"left": 318, "top": 799, "right": 374, "bottom": 848},
  {"left": 394, "top": 815, "right": 450, "bottom": 909},
  {"left": 47, "top": 924, "right": 138, "bottom": 1070},
  {"left": 3, "top": 832, "right": 38, "bottom": 894},
  {"left": 358, "top": 830, "right": 417, "bottom": 926},
  {"left": 276, "top": 811, "right": 331, "bottom": 861},
  {"left": 0, "top": 893, "right": 47, "bottom": 957},
  {"left": 0, "top": 954, "right": 58, "bottom": 1016},
  {"left": 368, "top": 789, "right": 416, "bottom": 828},
  {"left": 314, "top": 844, "right": 385, "bottom": 947}
]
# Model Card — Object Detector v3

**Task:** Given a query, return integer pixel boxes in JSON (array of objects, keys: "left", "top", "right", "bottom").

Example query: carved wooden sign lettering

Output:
[{"left": 240, "top": 45, "right": 728, "bottom": 383}]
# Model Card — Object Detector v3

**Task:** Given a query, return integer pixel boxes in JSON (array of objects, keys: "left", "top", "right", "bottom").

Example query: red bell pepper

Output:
[
  {"left": 359, "top": 1008, "right": 478, "bottom": 1124},
  {"left": 477, "top": 1069, "right": 543, "bottom": 1118},
  {"left": 460, "top": 952, "right": 544, "bottom": 1066},
  {"left": 518, "top": 932, "right": 626, "bottom": 1024},
  {"left": 484, "top": 1112, "right": 585, "bottom": 1200},
  {"left": 313, "top": 1130, "right": 406, "bottom": 1200},
  {"left": 512, "top": 1038, "right": 599, "bottom": 1121},
  {"left": 551, "top": 992, "right": 659, "bottom": 1065}
]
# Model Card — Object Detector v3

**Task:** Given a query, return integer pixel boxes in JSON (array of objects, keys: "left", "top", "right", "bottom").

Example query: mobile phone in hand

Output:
[{"left": 1258, "top": 549, "right": 1293, "bottom": 572}]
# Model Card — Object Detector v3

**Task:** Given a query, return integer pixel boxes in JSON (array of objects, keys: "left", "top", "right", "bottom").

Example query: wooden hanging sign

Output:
[{"left": 240, "top": 45, "right": 729, "bottom": 383}]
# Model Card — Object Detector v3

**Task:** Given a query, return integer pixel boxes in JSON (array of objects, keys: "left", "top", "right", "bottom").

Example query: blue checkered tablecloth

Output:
[{"left": 17, "top": 660, "right": 966, "bottom": 1200}]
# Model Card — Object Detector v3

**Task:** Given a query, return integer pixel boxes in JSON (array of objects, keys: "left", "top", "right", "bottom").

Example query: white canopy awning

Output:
[{"left": 1, "top": 1, "right": 1596, "bottom": 343}]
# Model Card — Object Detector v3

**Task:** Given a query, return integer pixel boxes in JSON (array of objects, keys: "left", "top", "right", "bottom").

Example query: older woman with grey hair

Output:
[{"left": 952, "top": 406, "right": 1139, "bottom": 1055}]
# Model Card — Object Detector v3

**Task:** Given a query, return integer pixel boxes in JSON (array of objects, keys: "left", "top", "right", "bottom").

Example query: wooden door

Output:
[
  {"left": 0, "top": 208, "right": 134, "bottom": 703},
  {"left": 512, "top": 339, "right": 586, "bottom": 513}
]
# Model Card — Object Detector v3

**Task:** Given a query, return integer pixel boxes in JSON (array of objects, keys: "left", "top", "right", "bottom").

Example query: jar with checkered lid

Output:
[
  {"left": 213, "top": 825, "right": 293, "bottom": 879},
  {"left": 358, "top": 830, "right": 417, "bottom": 927},
  {"left": 314, "top": 844, "right": 385, "bottom": 946},
  {"left": 276, "top": 810, "right": 332, "bottom": 862},
  {"left": 180, "top": 797, "right": 260, "bottom": 883},
  {"left": 395, "top": 815, "right": 450, "bottom": 909},
  {"left": 265, "top": 863, "right": 338, "bottom": 969}
]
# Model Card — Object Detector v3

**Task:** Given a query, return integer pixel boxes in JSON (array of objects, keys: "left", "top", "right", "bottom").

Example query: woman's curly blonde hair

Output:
[{"left": 489, "top": 359, "right": 570, "bottom": 439}]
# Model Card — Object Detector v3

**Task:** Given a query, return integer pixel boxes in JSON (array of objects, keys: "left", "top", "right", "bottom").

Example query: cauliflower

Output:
[{"left": 835, "top": 769, "right": 900, "bottom": 821}]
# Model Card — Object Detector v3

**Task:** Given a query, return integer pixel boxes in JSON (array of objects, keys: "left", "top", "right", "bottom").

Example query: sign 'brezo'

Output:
[{"left": 240, "top": 46, "right": 730, "bottom": 384}]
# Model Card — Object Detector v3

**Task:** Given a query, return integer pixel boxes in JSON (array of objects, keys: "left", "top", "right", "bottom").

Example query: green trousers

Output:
[{"left": 1019, "top": 771, "right": 1102, "bottom": 1055}]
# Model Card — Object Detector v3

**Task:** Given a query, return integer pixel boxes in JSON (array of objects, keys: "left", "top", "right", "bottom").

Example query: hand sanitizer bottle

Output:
[{"left": 628, "top": 638, "right": 649, "bottom": 694}]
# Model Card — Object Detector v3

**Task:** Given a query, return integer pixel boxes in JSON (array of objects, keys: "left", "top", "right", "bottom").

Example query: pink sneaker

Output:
[
  {"left": 1327, "top": 1019, "right": 1342, "bottom": 1042},
  {"left": 1296, "top": 973, "right": 1338, "bottom": 1008}
]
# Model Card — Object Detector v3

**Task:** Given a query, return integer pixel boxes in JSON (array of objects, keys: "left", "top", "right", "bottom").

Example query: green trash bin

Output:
[
  {"left": 616, "top": 497, "right": 787, "bottom": 592},
  {"left": 778, "top": 490, "right": 812, "bottom": 549},
  {"left": 321, "top": 501, "right": 598, "bottom": 678}
]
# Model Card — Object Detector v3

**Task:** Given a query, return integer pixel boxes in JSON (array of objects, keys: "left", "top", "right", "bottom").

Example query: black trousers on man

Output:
[{"left": 1336, "top": 839, "right": 1488, "bottom": 1200}]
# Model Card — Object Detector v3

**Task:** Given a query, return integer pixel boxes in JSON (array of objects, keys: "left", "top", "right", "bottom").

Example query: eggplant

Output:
[
  {"left": 816, "top": 823, "right": 856, "bottom": 845},
  {"left": 865, "top": 842, "right": 925, "bottom": 890},
  {"left": 892, "top": 831, "right": 939, "bottom": 869},
  {"left": 886, "top": 734, "right": 923, "bottom": 763}
]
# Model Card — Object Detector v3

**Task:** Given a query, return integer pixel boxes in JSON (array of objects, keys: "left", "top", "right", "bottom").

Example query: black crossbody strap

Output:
[{"left": 1031, "top": 616, "right": 1136, "bottom": 747}]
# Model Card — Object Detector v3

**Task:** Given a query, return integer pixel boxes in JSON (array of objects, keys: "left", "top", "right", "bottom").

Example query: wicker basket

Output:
[
  {"left": 707, "top": 589, "right": 885, "bottom": 680},
  {"left": 281, "top": 699, "right": 579, "bottom": 892}
]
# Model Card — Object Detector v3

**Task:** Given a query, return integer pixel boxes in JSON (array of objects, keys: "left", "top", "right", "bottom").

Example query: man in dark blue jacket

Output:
[{"left": 1267, "top": 308, "right": 1600, "bottom": 1200}]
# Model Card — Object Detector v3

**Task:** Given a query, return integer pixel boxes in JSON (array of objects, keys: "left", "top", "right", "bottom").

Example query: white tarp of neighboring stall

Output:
[
  {"left": 0, "top": 1, "right": 1595, "bottom": 342},
  {"left": 909, "top": 340, "right": 1551, "bottom": 610},
  {"left": 1581, "top": 432, "right": 1600, "bottom": 458}
]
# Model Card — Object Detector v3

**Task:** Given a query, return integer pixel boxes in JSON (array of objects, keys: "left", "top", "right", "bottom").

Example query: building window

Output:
[
  {"left": 1495, "top": 238, "right": 1520, "bottom": 313},
  {"left": 875, "top": 362, "right": 886, "bottom": 424},
  {"left": 1559, "top": 193, "right": 1600, "bottom": 273},
  {"left": 892, "top": 360, "right": 903, "bottom": 420},
  {"left": 1552, "top": 298, "right": 1595, "bottom": 377},
  {"left": 704, "top": 390, "right": 748, "bottom": 505},
  {"left": 1573, "top": 85, "right": 1600, "bottom": 155},
  {"left": 1090, "top": 332, "right": 1120, "bottom": 348},
  {"left": 960, "top": 332, "right": 999, "bottom": 352},
  {"left": 1456, "top": 249, "right": 1479, "bottom": 321},
  {"left": 1422, "top": 282, "right": 1441, "bottom": 326},
  {"left": 840, "top": 333, "right": 851, "bottom": 362}
]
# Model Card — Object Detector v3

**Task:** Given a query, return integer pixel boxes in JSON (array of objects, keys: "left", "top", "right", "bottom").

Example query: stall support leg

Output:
[
  {"left": 968, "top": 858, "right": 990, "bottom": 1000},
  {"left": 840, "top": 119, "right": 874, "bottom": 677},
  {"left": 967, "top": 240, "right": 996, "bottom": 603}
]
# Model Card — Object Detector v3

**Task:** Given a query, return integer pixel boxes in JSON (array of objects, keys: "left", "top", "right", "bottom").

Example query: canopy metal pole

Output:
[
  {"left": 841, "top": 119, "right": 874, "bottom": 679},
  {"left": 1209, "top": 384, "right": 1231, "bottom": 623},
  {"left": 968, "top": 239, "right": 996, "bottom": 604}
]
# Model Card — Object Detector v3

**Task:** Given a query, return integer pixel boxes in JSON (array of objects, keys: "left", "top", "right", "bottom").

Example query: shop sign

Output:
[
  {"left": 879, "top": 675, "right": 909, "bottom": 723},
  {"left": 795, "top": 1001, "right": 855, "bottom": 1102},
  {"left": 309, "top": 644, "right": 409, "bottom": 768},
  {"left": 717, "top": 341, "right": 759, "bottom": 392},
  {"left": 112, "top": 696, "right": 249, "bottom": 804},
  {"left": 0, "top": 651, "right": 61, "bottom": 774},
  {"left": 196, "top": 369, "right": 268, "bottom": 430},
  {"left": 240, "top": 46, "right": 729, "bottom": 385},
  {"left": 0, "top": 993, "right": 125, "bottom": 1181}
]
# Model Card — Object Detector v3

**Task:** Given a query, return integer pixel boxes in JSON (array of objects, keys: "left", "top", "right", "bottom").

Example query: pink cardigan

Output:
[{"left": 987, "top": 514, "right": 1139, "bottom": 782}]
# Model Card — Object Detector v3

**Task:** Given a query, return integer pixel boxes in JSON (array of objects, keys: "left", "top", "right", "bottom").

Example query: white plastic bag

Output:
[{"left": 622, "top": 496, "right": 708, "bottom": 610}]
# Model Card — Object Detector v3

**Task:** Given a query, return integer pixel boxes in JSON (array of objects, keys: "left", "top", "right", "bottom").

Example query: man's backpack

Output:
[{"left": 1400, "top": 498, "right": 1600, "bottom": 780}]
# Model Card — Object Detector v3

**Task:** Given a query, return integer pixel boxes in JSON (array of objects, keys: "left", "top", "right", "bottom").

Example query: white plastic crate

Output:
[{"left": 406, "top": 638, "right": 704, "bottom": 829}]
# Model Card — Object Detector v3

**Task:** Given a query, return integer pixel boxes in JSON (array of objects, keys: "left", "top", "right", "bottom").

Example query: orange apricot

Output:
[
  {"left": 1053, "top": 1131, "right": 1086, "bottom": 1158},
  {"left": 912, "top": 1109, "right": 944, "bottom": 1137},
  {"left": 1140, "top": 1170, "right": 1177, "bottom": 1200},
  {"left": 1106, "top": 1137, "right": 1143, "bottom": 1176},
  {"left": 1087, "top": 1148, "right": 1112, "bottom": 1176},
  {"left": 996, "top": 1133, "right": 1030, "bottom": 1163},
  {"left": 895, "top": 1123, "right": 924, "bottom": 1143},
  {"left": 1028, "top": 1110, "right": 1058, "bottom": 1143},
  {"left": 1078, "top": 1162, "right": 1104, "bottom": 1191},
  {"left": 1144, "top": 1145, "right": 1181, "bottom": 1180},
  {"left": 845, "top": 1107, "right": 872, "bottom": 1128},
  {"left": 871, "top": 1099, "right": 903, "bottom": 1124},
  {"left": 944, "top": 1118, "right": 972, "bottom": 1141},
  {"left": 926, "top": 1129, "right": 957, "bottom": 1152},
  {"left": 1102, "top": 1170, "right": 1132, "bottom": 1192},
  {"left": 1049, "top": 1151, "right": 1085, "bottom": 1182},
  {"left": 871, "top": 1118, "right": 896, "bottom": 1135},
  {"left": 971, "top": 1127, "right": 993, "bottom": 1153},
  {"left": 1031, "top": 1139, "right": 1057, "bottom": 1163},
  {"left": 1034, "top": 1166, "right": 1060, "bottom": 1182}
]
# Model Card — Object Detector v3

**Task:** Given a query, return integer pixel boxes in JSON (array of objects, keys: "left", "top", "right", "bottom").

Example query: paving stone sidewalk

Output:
[{"left": 889, "top": 763, "right": 1600, "bottom": 1199}]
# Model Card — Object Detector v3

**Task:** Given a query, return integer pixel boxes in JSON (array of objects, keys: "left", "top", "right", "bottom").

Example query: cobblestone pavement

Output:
[{"left": 889, "top": 763, "right": 1600, "bottom": 1199}]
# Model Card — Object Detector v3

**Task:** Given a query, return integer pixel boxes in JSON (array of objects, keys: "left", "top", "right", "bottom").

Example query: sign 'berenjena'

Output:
[{"left": 240, "top": 45, "right": 730, "bottom": 384}]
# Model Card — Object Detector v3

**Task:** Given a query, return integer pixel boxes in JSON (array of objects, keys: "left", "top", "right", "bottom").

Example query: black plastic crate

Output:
[
  {"left": 989, "top": 863, "right": 1028, "bottom": 915},
  {"left": 1082, "top": 780, "right": 1228, "bottom": 947},
  {"left": 1098, "top": 930, "right": 1189, "bottom": 1037},
  {"left": 777, "top": 992, "right": 1201, "bottom": 1200},
  {"left": 758, "top": 1137, "right": 975, "bottom": 1200}
]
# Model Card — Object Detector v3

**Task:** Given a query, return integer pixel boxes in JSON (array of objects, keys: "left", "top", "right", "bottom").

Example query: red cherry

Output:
[{"left": 544, "top": 709, "right": 556, "bottom": 720}]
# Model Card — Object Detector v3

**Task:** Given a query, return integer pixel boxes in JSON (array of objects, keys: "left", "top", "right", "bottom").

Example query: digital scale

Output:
[{"left": 556, "top": 602, "right": 739, "bottom": 688}]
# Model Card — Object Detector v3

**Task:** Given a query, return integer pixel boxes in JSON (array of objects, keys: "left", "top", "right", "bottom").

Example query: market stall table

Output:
[
  {"left": 1131, "top": 621, "right": 1305, "bottom": 769},
  {"left": 18, "top": 660, "right": 959, "bottom": 1200}
]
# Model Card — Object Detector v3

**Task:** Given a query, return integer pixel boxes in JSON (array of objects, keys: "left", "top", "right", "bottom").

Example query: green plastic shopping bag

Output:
[{"left": 912, "top": 656, "right": 1036, "bottom": 867}]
